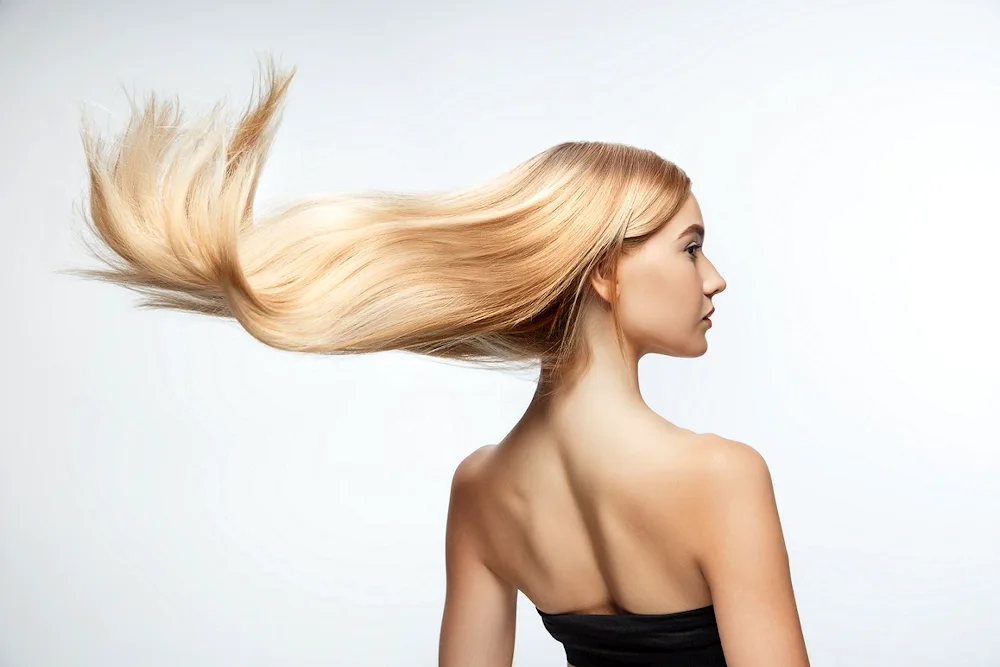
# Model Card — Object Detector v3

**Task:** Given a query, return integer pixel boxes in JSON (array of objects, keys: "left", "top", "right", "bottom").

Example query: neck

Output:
[{"left": 526, "top": 305, "right": 648, "bottom": 427}]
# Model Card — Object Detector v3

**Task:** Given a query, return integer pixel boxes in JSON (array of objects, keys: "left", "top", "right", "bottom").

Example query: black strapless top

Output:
[{"left": 536, "top": 604, "right": 727, "bottom": 667}]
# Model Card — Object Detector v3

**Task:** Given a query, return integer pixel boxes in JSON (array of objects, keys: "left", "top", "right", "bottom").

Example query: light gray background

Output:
[{"left": 2, "top": 0, "right": 999, "bottom": 665}]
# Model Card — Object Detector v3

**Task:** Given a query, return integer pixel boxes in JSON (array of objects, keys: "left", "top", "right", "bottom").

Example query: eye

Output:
[{"left": 686, "top": 243, "right": 702, "bottom": 260}]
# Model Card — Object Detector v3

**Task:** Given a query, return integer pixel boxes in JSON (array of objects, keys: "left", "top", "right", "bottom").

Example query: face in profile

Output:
[{"left": 614, "top": 194, "right": 727, "bottom": 358}]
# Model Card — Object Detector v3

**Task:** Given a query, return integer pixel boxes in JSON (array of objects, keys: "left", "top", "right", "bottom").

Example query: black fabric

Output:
[{"left": 536, "top": 605, "right": 727, "bottom": 667}]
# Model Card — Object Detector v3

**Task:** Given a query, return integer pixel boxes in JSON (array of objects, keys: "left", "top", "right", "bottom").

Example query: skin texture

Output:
[{"left": 438, "top": 194, "right": 810, "bottom": 667}]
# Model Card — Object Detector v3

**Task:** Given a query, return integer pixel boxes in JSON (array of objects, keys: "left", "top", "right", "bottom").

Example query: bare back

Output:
[
  {"left": 440, "top": 401, "right": 810, "bottom": 667},
  {"left": 456, "top": 405, "right": 715, "bottom": 616}
]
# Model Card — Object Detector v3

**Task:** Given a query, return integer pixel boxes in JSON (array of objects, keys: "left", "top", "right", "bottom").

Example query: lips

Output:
[{"left": 704, "top": 308, "right": 715, "bottom": 319}]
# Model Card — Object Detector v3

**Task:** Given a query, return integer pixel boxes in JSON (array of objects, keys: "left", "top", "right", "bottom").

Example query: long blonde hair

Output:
[{"left": 66, "top": 58, "right": 692, "bottom": 388}]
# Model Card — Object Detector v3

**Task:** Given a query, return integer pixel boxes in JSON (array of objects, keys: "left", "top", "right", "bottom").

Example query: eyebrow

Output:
[{"left": 676, "top": 223, "right": 705, "bottom": 241}]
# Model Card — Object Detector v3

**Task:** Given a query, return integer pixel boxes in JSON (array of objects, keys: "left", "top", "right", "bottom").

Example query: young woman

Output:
[{"left": 69, "top": 60, "right": 810, "bottom": 667}]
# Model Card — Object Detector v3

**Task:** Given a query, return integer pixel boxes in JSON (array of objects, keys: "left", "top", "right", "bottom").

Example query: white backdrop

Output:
[{"left": 2, "top": 0, "right": 998, "bottom": 665}]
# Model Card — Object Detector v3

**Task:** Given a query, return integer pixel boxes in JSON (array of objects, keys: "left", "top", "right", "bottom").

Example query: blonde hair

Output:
[{"left": 66, "top": 58, "right": 692, "bottom": 388}]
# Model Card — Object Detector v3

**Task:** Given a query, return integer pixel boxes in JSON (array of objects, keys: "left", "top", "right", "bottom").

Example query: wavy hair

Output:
[{"left": 65, "top": 58, "right": 692, "bottom": 389}]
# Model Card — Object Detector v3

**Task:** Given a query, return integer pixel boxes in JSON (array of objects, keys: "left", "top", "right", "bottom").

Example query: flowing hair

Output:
[{"left": 64, "top": 57, "right": 692, "bottom": 389}]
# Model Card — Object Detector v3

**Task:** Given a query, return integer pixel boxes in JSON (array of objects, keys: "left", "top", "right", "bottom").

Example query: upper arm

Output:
[
  {"left": 691, "top": 438, "right": 810, "bottom": 667},
  {"left": 438, "top": 448, "right": 516, "bottom": 667}
]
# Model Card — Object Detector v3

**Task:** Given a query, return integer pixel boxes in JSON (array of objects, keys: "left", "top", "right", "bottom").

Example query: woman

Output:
[{"left": 69, "top": 60, "right": 810, "bottom": 667}]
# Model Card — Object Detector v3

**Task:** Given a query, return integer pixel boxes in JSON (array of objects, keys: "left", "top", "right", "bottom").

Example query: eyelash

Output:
[{"left": 686, "top": 243, "right": 703, "bottom": 260}]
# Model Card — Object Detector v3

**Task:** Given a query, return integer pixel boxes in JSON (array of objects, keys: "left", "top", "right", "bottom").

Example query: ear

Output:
[{"left": 589, "top": 257, "right": 620, "bottom": 304}]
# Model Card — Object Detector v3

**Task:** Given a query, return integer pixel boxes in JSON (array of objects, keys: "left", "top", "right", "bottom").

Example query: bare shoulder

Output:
[
  {"left": 693, "top": 435, "right": 777, "bottom": 521},
  {"left": 440, "top": 443, "right": 518, "bottom": 667},
  {"left": 452, "top": 444, "right": 496, "bottom": 479},
  {"left": 628, "top": 431, "right": 809, "bottom": 665},
  {"left": 620, "top": 427, "right": 771, "bottom": 495},
  {"left": 448, "top": 444, "right": 498, "bottom": 502},
  {"left": 678, "top": 434, "right": 778, "bottom": 534},
  {"left": 685, "top": 433, "right": 772, "bottom": 491},
  {"left": 443, "top": 445, "right": 498, "bottom": 555},
  {"left": 617, "top": 429, "right": 779, "bottom": 542}
]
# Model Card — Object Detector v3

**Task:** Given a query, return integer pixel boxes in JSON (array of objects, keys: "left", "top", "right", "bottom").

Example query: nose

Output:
[
  {"left": 709, "top": 273, "right": 727, "bottom": 297},
  {"left": 703, "top": 261, "right": 726, "bottom": 297}
]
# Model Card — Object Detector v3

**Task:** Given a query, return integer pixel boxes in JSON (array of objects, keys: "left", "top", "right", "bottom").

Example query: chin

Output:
[
  {"left": 683, "top": 334, "right": 711, "bottom": 358},
  {"left": 651, "top": 337, "right": 709, "bottom": 359}
]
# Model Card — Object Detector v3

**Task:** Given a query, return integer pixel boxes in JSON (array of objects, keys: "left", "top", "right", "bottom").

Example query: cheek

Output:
[
  {"left": 621, "top": 256, "right": 698, "bottom": 303},
  {"left": 617, "top": 262, "right": 697, "bottom": 330}
]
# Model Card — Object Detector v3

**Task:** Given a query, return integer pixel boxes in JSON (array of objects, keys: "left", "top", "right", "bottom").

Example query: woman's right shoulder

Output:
[
  {"left": 621, "top": 430, "right": 809, "bottom": 665},
  {"left": 612, "top": 425, "right": 776, "bottom": 532},
  {"left": 610, "top": 416, "right": 770, "bottom": 490}
]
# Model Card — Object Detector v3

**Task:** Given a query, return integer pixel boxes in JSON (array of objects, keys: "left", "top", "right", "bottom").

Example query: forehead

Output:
[{"left": 661, "top": 194, "right": 705, "bottom": 239}]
